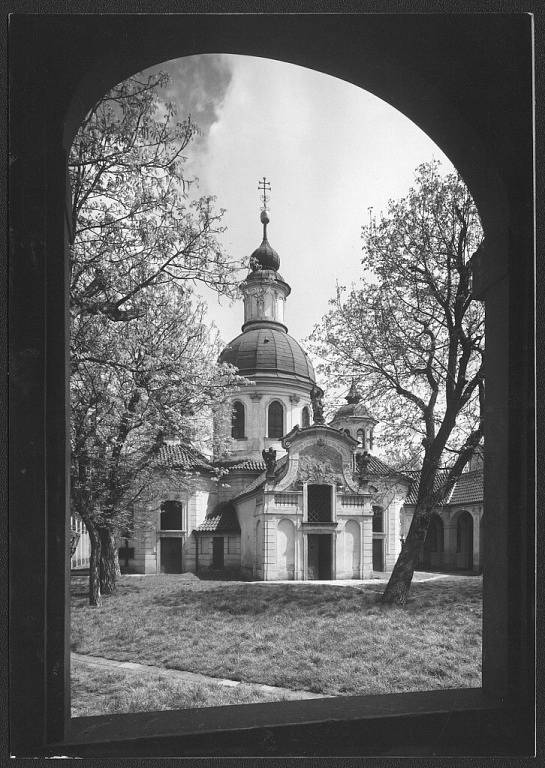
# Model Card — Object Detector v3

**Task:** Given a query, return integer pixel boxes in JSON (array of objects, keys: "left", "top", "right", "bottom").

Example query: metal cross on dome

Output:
[{"left": 258, "top": 176, "right": 271, "bottom": 210}]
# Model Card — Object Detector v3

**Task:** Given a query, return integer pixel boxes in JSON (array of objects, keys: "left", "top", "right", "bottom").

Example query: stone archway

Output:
[
  {"left": 420, "top": 513, "right": 444, "bottom": 571},
  {"left": 456, "top": 511, "right": 474, "bottom": 571}
]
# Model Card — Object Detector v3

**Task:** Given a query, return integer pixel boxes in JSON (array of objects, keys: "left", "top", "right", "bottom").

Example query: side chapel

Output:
[{"left": 105, "top": 183, "right": 483, "bottom": 580}]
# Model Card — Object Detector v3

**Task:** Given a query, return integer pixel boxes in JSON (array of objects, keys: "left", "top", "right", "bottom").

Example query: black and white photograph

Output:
[{"left": 8, "top": 8, "right": 536, "bottom": 760}]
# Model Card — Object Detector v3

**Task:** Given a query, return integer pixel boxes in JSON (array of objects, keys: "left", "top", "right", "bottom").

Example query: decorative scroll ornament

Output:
[{"left": 297, "top": 444, "right": 344, "bottom": 485}]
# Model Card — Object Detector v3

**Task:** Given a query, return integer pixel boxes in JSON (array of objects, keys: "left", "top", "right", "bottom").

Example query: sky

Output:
[{"left": 143, "top": 54, "right": 455, "bottom": 347}]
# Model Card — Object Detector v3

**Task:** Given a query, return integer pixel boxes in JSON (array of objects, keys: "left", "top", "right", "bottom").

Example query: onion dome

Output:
[
  {"left": 219, "top": 326, "right": 316, "bottom": 385},
  {"left": 249, "top": 208, "right": 280, "bottom": 271}
]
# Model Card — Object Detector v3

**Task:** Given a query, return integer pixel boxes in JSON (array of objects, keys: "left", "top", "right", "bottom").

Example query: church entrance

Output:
[
  {"left": 212, "top": 537, "right": 224, "bottom": 569},
  {"left": 160, "top": 537, "right": 183, "bottom": 573},
  {"left": 307, "top": 534, "right": 332, "bottom": 580}
]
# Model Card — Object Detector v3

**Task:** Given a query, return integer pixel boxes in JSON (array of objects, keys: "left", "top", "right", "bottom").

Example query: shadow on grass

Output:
[
  {"left": 151, "top": 583, "right": 379, "bottom": 617},
  {"left": 70, "top": 575, "right": 150, "bottom": 604}
]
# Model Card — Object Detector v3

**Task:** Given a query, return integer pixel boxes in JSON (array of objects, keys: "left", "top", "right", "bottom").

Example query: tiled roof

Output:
[
  {"left": 157, "top": 443, "right": 214, "bottom": 472},
  {"left": 449, "top": 470, "right": 483, "bottom": 505},
  {"left": 227, "top": 459, "right": 267, "bottom": 472},
  {"left": 196, "top": 503, "right": 240, "bottom": 533},
  {"left": 405, "top": 469, "right": 483, "bottom": 506},
  {"left": 232, "top": 455, "right": 289, "bottom": 501},
  {"left": 365, "top": 455, "right": 410, "bottom": 481}
]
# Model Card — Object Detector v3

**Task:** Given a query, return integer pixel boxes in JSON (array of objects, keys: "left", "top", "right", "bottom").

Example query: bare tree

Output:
[{"left": 310, "top": 162, "right": 484, "bottom": 604}]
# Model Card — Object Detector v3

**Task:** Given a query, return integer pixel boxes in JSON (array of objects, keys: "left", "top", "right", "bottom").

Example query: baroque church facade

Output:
[{"left": 84, "top": 200, "right": 483, "bottom": 580}]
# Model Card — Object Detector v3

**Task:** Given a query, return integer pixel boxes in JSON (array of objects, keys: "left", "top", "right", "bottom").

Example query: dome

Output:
[
  {"left": 330, "top": 380, "right": 375, "bottom": 422},
  {"left": 332, "top": 401, "right": 374, "bottom": 420},
  {"left": 219, "top": 326, "right": 316, "bottom": 384},
  {"left": 250, "top": 237, "right": 280, "bottom": 271}
]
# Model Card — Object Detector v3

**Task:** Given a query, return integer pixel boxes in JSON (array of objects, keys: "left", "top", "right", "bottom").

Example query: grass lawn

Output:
[
  {"left": 71, "top": 574, "right": 481, "bottom": 715},
  {"left": 71, "top": 659, "right": 290, "bottom": 717}
]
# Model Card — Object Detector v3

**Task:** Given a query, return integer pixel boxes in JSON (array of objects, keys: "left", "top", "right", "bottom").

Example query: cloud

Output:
[{"left": 140, "top": 54, "right": 455, "bottom": 346}]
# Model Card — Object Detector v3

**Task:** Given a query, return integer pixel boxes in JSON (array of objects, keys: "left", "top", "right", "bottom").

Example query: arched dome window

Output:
[
  {"left": 301, "top": 406, "right": 310, "bottom": 428},
  {"left": 231, "top": 401, "right": 245, "bottom": 439},
  {"left": 268, "top": 401, "right": 284, "bottom": 438},
  {"left": 357, "top": 428, "right": 364, "bottom": 447}
]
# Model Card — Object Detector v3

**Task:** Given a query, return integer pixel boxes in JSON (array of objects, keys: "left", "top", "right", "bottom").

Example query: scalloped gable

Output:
[{"left": 281, "top": 423, "right": 358, "bottom": 450}]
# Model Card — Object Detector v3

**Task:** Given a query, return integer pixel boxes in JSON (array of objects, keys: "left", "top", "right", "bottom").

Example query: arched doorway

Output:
[
  {"left": 456, "top": 511, "right": 474, "bottom": 571},
  {"left": 419, "top": 514, "right": 444, "bottom": 571}
]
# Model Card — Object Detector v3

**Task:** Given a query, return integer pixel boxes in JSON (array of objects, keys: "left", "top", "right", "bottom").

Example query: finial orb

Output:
[{"left": 260, "top": 209, "right": 270, "bottom": 225}]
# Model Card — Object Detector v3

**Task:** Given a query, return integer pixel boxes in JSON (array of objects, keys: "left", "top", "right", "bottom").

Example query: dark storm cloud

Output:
[{"left": 142, "top": 54, "right": 233, "bottom": 140}]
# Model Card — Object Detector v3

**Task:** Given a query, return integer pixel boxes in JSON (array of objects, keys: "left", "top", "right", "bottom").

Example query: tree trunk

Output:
[
  {"left": 99, "top": 527, "right": 121, "bottom": 596},
  {"left": 381, "top": 503, "right": 433, "bottom": 605},
  {"left": 85, "top": 520, "right": 102, "bottom": 607}
]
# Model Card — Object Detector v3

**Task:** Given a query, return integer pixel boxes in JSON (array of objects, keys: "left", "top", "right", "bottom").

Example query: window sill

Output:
[{"left": 51, "top": 688, "right": 532, "bottom": 758}]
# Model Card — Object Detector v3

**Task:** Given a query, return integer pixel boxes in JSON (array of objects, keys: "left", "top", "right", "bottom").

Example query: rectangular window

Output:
[
  {"left": 372, "top": 506, "right": 384, "bottom": 533},
  {"left": 160, "top": 500, "right": 185, "bottom": 530}
]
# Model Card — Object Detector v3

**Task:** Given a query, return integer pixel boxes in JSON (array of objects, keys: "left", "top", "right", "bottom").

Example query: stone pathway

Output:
[
  {"left": 71, "top": 652, "right": 328, "bottom": 701},
  {"left": 246, "top": 572, "right": 460, "bottom": 587}
]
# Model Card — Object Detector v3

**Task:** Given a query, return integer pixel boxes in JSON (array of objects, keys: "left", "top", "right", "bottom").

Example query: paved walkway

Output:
[
  {"left": 246, "top": 572, "right": 470, "bottom": 586},
  {"left": 71, "top": 652, "right": 328, "bottom": 701}
]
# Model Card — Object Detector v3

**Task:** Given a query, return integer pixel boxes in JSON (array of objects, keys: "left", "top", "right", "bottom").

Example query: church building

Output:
[
  {"left": 72, "top": 186, "right": 483, "bottom": 580},
  {"left": 122, "top": 194, "right": 411, "bottom": 580}
]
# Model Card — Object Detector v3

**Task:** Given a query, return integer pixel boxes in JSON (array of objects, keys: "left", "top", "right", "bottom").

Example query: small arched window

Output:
[
  {"left": 231, "top": 401, "right": 245, "bottom": 439},
  {"left": 268, "top": 400, "right": 284, "bottom": 438},
  {"left": 301, "top": 406, "right": 310, "bottom": 428},
  {"left": 357, "top": 428, "right": 364, "bottom": 447}
]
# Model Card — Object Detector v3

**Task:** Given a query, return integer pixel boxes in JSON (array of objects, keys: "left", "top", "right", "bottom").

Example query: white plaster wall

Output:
[
  {"left": 219, "top": 382, "right": 313, "bottom": 462},
  {"left": 236, "top": 496, "right": 257, "bottom": 575},
  {"left": 383, "top": 498, "right": 403, "bottom": 570},
  {"left": 243, "top": 281, "right": 287, "bottom": 326},
  {"left": 336, "top": 519, "right": 361, "bottom": 579},
  {"left": 276, "top": 518, "right": 296, "bottom": 579},
  {"left": 362, "top": 514, "right": 374, "bottom": 578}
]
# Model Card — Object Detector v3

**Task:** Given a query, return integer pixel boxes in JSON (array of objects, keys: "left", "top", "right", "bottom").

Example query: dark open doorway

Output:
[
  {"left": 160, "top": 537, "right": 183, "bottom": 573},
  {"left": 307, "top": 534, "right": 332, "bottom": 580},
  {"left": 372, "top": 539, "right": 384, "bottom": 572},
  {"left": 212, "top": 537, "right": 224, "bottom": 569}
]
